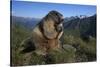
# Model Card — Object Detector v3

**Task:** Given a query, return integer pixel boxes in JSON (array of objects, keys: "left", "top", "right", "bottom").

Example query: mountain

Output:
[
  {"left": 11, "top": 14, "right": 96, "bottom": 38},
  {"left": 63, "top": 14, "right": 96, "bottom": 38},
  {"left": 11, "top": 16, "right": 41, "bottom": 30}
]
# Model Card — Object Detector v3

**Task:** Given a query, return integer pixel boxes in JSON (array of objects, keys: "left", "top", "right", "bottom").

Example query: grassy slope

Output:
[{"left": 11, "top": 23, "right": 96, "bottom": 66}]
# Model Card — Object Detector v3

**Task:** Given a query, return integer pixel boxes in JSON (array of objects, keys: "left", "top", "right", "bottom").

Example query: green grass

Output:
[
  {"left": 62, "top": 32, "right": 96, "bottom": 62},
  {"left": 11, "top": 24, "right": 96, "bottom": 66},
  {"left": 11, "top": 24, "right": 31, "bottom": 66}
]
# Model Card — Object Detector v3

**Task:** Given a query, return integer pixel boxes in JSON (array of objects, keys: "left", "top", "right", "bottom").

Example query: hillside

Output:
[
  {"left": 63, "top": 14, "right": 96, "bottom": 39},
  {"left": 11, "top": 16, "right": 40, "bottom": 30},
  {"left": 11, "top": 14, "right": 96, "bottom": 66}
]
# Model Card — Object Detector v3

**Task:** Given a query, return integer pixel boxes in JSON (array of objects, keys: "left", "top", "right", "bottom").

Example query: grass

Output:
[
  {"left": 62, "top": 32, "right": 96, "bottom": 62},
  {"left": 11, "top": 23, "right": 96, "bottom": 66}
]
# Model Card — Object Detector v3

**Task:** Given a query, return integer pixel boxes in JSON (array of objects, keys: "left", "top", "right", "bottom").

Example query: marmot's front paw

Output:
[{"left": 56, "top": 23, "right": 63, "bottom": 32}]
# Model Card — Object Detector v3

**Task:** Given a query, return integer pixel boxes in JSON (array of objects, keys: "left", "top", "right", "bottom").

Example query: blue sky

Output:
[{"left": 11, "top": 1, "right": 96, "bottom": 18}]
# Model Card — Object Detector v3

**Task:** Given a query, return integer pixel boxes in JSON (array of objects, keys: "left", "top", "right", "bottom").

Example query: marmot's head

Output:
[{"left": 45, "top": 10, "right": 64, "bottom": 24}]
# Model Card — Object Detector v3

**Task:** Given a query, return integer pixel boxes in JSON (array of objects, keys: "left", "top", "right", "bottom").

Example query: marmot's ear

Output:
[{"left": 42, "top": 18, "right": 58, "bottom": 39}]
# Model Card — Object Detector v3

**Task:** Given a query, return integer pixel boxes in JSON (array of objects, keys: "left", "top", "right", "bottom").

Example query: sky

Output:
[{"left": 11, "top": 1, "right": 96, "bottom": 18}]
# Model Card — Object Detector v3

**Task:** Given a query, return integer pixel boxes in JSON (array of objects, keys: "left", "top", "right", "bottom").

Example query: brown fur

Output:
[
  {"left": 32, "top": 10, "right": 62, "bottom": 53},
  {"left": 30, "top": 11, "right": 63, "bottom": 55}
]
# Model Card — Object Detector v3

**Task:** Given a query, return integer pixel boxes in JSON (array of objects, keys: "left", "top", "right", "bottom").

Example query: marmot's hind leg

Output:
[{"left": 19, "top": 37, "right": 36, "bottom": 54}]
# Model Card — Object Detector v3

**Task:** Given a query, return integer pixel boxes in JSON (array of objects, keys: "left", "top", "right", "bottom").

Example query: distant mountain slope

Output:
[
  {"left": 64, "top": 14, "right": 96, "bottom": 38},
  {"left": 11, "top": 14, "right": 96, "bottom": 38},
  {"left": 11, "top": 16, "right": 41, "bottom": 30}
]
